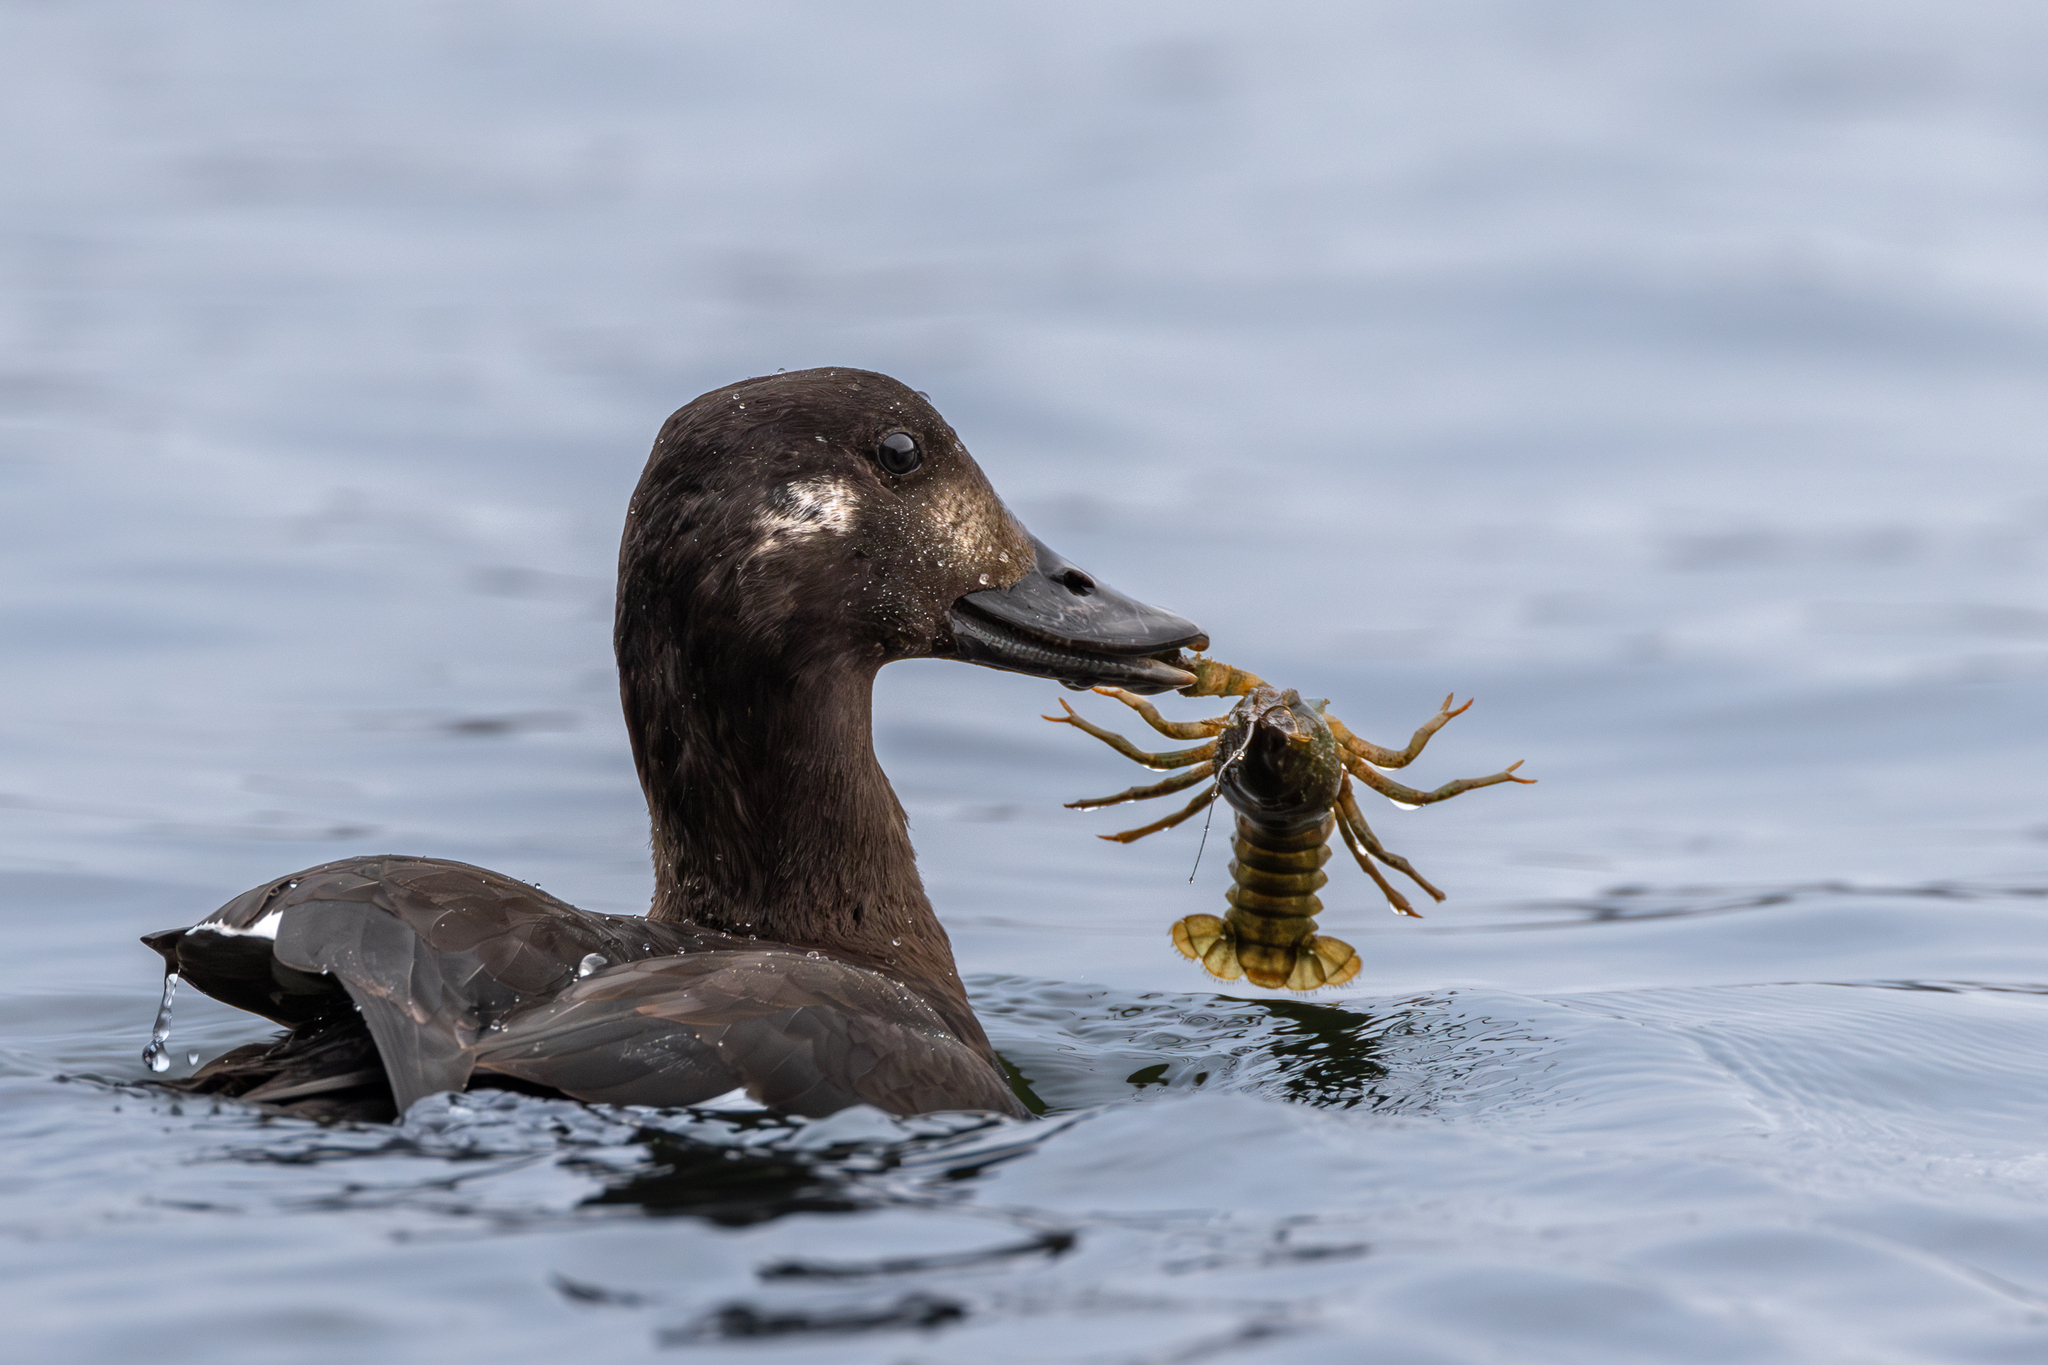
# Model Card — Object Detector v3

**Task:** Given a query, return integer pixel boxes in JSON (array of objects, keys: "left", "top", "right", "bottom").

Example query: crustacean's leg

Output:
[
  {"left": 1101, "top": 787, "right": 1219, "bottom": 844},
  {"left": 1326, "top": 694, "right": 1474, "bottom": 769},
  {"left": 1333, "top": 795, "right": 1419, "bottom": 917},
  {"left": 1066, "top": 763, "right": 1216, "bottom": 810},
  {"left": 1044, "top": 699, "right": 1217, "bottom": 770},
  {"left": 1090, "top": 687, "right": 1228, "bottom": 740},
  {"left": 1335, "top": 776, "right": 1445, "bottom": 916},
  {"left": 1341, "top": 753, "right": 1535, "bottom": 807}
]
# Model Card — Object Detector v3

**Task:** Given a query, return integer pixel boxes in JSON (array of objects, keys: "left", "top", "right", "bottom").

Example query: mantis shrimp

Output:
[{"left": 1047, "top": 658, "right": 1534, "bottom": 991}]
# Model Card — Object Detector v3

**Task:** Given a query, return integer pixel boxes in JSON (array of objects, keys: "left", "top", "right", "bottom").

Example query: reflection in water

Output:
[
  {"left": 659, "top": 1291, "right": 967, "bottom": 1344},
  {"left": 973, "top": 976, "right": 1435, "bottom": 1112},
  {"left": 760, "top": 1230, "right": 1076, "bottom": 1281},
  {"left": 571, "top": 1106, "right": 1052, "bottom": 1224},
  {"left": 975, "top": 974, "right": 1568, "bottom": 1124},
  {"left": 577, "top": 1127, "right": 870, "bottom": 1225},
  {"left": 1252, "top": 995, "right": 1394, "bottom": 1108}
]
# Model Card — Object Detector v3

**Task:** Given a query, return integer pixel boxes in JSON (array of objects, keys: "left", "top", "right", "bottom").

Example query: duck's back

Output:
[{"left": 147, "top": 857, "right": 1025, "bottom": 1121}]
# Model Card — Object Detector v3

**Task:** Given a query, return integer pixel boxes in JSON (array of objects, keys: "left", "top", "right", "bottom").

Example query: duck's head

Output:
[{"left": 619, "top": 368, "right": 1207, "bottom": 692}]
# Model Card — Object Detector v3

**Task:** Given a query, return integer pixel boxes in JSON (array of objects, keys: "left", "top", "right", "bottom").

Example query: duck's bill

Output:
[{"left": 942, "top": 535, "right": 1209, "bottom": 695}]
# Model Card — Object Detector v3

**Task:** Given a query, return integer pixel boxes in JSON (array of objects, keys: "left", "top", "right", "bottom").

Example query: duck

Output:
[{"left": 142, "top": 368, "right": 1208, "bottom": 1123}]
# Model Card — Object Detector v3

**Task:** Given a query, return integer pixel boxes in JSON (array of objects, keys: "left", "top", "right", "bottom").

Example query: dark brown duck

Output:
[{"left": 143, "top": 369, "right": 1206, "bottom": 1122}]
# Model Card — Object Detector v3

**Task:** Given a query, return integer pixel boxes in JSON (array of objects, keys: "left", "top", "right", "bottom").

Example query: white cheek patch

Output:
[{"left": 756, "top": 477, "right": 858, "bottom": 547}]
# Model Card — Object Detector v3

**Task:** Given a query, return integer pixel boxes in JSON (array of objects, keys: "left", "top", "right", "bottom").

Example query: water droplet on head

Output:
[{"left": 577, "top": 952, "right": 609, "bottom": 979}]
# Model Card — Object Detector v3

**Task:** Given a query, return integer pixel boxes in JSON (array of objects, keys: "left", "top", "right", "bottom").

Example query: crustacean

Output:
[{"left": 1047, "top": 658, "right": 1534, "bottom": 991}]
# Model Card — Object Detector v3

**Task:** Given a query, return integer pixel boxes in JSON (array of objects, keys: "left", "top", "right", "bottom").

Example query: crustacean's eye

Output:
[{"left": 874, "top": 432, "right": 921, "bottom": 476}]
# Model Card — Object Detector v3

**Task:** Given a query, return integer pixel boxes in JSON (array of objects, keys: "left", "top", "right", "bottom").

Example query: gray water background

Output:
[{"left": 6, "top": 3, "right": 2048, "bottom": 1361}]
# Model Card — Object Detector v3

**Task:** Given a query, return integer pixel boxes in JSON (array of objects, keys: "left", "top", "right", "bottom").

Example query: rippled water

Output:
[{"left": 8, "top": 3, "right": 2048, "bottom": 1361}]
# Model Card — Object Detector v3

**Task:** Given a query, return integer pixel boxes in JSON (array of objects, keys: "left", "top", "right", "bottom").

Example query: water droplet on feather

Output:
[{"left": 577, "top": 953, "right": 608, "bottom": 978}]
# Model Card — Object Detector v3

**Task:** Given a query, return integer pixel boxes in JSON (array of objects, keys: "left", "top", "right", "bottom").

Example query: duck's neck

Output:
[{"left": 623, "top": 652, "right": 987, "bottom": 1051}]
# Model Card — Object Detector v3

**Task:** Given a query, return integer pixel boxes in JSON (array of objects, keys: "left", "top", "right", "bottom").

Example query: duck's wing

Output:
[
  {"left": 161, "top": 1014, "right": 399, "bottom": 1123},
  {"left": 146, "top": 856, "right": 1024, "bottom": 1119},
  {"left": 147, "top": 856, "right": 725, "bottom": 1113},
  {"left": 475, "top": 953, "right": 1026, "bottom": 1118}
]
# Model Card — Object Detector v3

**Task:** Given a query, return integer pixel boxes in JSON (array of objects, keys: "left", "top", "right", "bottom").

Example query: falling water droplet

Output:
[
  {"left": 141, "top": 971, "right": 179, "bottom": 1073},
  {"left": 577, "top": 952, "right": 609, "bottom": 978},
  {"left": 186, "top": 1051, "right": 199, "bottom": 1066}
]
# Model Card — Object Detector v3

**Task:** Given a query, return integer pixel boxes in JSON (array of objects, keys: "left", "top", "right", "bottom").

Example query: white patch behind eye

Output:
[{"left": 757, "top": 477, "right": 858, "bottom": 543}]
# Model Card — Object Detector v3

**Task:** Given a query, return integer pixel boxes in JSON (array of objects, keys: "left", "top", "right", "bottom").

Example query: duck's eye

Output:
[{"left": 875, "top": 432, "right": 921, "bottom": 476}]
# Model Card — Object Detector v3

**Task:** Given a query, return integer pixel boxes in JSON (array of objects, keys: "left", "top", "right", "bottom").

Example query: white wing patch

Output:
[{"left": 191, "top": 908, "right": 285, "bottom": 940}]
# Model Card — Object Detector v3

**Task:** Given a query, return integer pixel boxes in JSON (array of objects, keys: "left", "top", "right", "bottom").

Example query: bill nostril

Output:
[{"left": 1058, "top": 569, "right": 1095, "bottom": 596}]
